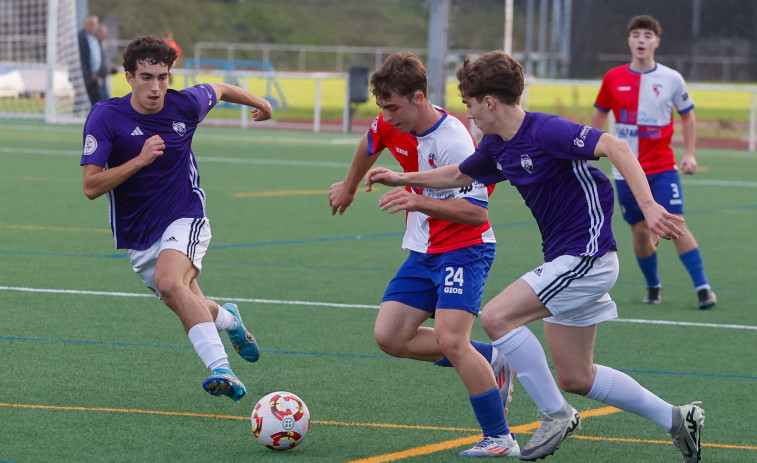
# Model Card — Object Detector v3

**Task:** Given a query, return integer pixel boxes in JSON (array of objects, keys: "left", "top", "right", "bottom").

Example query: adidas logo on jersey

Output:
[{"left": 131, "top": 126, "right": 144, "bottom": 136}]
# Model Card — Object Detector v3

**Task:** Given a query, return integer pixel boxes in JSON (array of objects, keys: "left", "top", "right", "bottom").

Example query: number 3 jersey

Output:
[
  {"left": 366, "top": 108, "right": 496, "bottom": 254},
  {"left": 594, "top": 63, "right": 694, "bottom": 179},
  {"left": 80, "top": 85, "right": 217, "bottom": 250}
]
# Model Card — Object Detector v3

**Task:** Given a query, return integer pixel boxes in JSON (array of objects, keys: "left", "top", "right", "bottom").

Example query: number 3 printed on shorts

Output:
[{"left": 670, "top": 183, "right": 680, "bottom": 198}]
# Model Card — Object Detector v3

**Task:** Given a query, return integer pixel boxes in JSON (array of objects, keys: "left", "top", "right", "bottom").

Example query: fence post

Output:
[
  {"left": 314, "top": 77, "right": 322, "bottom": 133},
  {"left": 750, "top": 91, "right": 756, "bottom": 152}
]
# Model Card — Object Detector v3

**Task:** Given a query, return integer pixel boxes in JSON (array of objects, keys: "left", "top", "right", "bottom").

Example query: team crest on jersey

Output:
[
  {"left": 428, "top": 153, "right": 437, "bottom": 168},
  {"left": 371, "top": 116, "right": 379, "bottom": 133},
  {"left": 172, "top": 121, "right": 186, "bottom": 136},
  {"left": 521, "top": 154, "right": 533, "bottom": 173},
  {"left": 653, "top": 83, "right": 662, "bottom": 97},
  {"left": 83, "top": 134, "right": 97, "bottom": 155}
]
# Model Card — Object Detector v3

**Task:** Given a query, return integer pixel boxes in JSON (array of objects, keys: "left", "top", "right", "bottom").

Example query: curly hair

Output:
[{"left": 122, "top": 36, "right": 177, "bottom": 74}]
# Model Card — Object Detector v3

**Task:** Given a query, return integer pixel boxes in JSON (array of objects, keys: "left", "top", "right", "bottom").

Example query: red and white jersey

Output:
[
  {"left": 594, "top": 63, "right": 694, "bottom": 179},
  {"left": 366, "top": 108, "right": 496, "bottom": 254}
]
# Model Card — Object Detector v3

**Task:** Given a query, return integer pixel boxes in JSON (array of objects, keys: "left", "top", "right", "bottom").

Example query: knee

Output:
[
  {"left": 434, "top": 330, "right": 467, "bottom": 361},
  {"left": 480, "top": 304, "right": 510, "bottom": 338},
  {"left": 154, "top": 276, "right": 183, "bottom": 303},
  {"left": 556, "top": 373, "right": 593, "bottom": 396},
  {"left": 374, "top": 328, "right": 404, "bottom": 358}
]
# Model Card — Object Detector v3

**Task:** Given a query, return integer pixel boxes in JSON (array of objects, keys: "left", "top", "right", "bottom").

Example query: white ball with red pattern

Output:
[{"left": 251, "top": 391, "right": 310, "bottom": 450}]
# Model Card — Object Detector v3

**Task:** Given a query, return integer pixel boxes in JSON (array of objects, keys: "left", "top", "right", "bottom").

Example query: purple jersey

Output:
[
  {"left": 459, "top": 112, "right": 617, "bottom": 262},
  {"left": 80, "top": 84, "right": 217, "bottom": 250}
]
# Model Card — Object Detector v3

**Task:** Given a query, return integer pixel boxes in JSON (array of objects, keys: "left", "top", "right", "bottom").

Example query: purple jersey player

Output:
[
  {"left": 81, "top": 36, "right": 272, "bottom": 403},
  {"left": 366, "top": 51, "right": 704, "bottom": 463}
]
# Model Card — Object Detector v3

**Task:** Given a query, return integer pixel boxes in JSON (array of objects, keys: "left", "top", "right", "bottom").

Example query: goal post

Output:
[{"left": 0, "top": 0, "right": 89, "bottom": 122}]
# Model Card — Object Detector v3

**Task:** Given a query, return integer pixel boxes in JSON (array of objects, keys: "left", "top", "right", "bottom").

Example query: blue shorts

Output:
[
  {"left": 382, "top": 243, "right": 496, "bottom": 315},
  {"left": 615, "top": 169, "right": 684, "bottom": 224}
]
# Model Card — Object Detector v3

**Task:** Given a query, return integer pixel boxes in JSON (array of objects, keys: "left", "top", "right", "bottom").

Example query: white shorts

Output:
[
  {"left": 127, "top": 218, "right": 212, "bottom": 298},
  {"left": 521, "top": 252, "right": 619, "bottom": 327}
]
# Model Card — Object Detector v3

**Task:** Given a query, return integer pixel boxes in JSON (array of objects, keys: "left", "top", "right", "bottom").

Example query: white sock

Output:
[
  {"left": 492, "top": 326, "right": 565, "bottom": 415},
  {"left": 188, "top": 322, "right": 230, "bottom": 371},
  {"left": 214, "top": 304, "right": 237, "bottom": 331},
  {"left": 585, "top": 364, "right": 673, "bottom": 431}
]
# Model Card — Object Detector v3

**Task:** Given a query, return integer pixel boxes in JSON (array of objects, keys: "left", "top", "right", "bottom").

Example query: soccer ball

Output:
[{"left": 251, "top": 391, "right": 310, "bottom": 450}]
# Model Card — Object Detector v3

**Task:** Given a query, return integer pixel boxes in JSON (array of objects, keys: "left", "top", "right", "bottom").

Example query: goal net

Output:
[{"left": 0, "top": 0, "right": 89, "bottom": 122}]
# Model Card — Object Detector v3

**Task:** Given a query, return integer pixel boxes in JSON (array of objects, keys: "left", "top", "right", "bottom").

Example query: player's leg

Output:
[
  {"left": 483, "top": 279, "right": 577, "bottom": 461},
  {"left": 376, "top": 249, "right": 498, "bottom": 363},
  {"left": 671, "top": 220, "right": 716, "bottom": 309},
  {"left": 437, "top": 310, "right": 518, "bottom": 457},
  {"left": 154, "top": 218, "right": 246, "bottom": 401},
  {"left": 654, "top": 170, "right": 716, "bottom": 309},
  {"left": 192, "top": 281, "right": 260, "bottom": 362},
  {"left": 373, "top": 300, "right": 437, "bottom": 360},
  {"left": 617, "top": 178, "right": 662, "bottom": 303},
  {"left": 545, "top": 321, "right": 704, "bottom": 462},
  {"left": 429, "top": 244, "right": 515, "bottom": 411}
]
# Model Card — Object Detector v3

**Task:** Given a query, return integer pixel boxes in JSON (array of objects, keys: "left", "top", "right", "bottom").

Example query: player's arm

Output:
[
  {"left": 82, "top": 135, "right": 165, "bottom": 199},
  {"left": 366, "top": 164, "right": 473, "bottom": 191},
  {"left": 208, "top": 82, "right": 273, "bottom": 122},
  {"left": 594, "top": 133, "right": 684, "bottom": 243},
  {"left": 377, "top": 188, "right": 487, "bottom": 226},
  {"left": 589, "top": 108, "right": 610, "bottom": 130},
  {"left": 678, "top": 110, "right": 698, "bottom": 174},
  {"left": 329, "top": 134, "right": 380, "bottom": 215}
]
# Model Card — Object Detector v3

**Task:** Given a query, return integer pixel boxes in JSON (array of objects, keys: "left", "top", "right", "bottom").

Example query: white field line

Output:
[
  {"left": 2, "top": 285, "right": 756, "bottom": 330},
  {"left": 4, "top": 146, "right": 757, "bottom": 179},
  {"left": 0, "top": 146, "right": 354, "bottom": 168}
]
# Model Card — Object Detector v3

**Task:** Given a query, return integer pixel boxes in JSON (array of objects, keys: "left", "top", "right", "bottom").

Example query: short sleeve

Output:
[
  {"left": 459, "top": 150, "right": 505, "bottom": 186},
  {"left": 673, "top": 73, "right": 695, "bottom": 114},
  {"left": 365, "top": 114, "right": 387, "bottom": 155},
  {"left": 183, "top": 84, "right": 218, "bottom": 122},
  {"left": 535, "top": 116, "right": 603, "bottom": 161},
  {"left": 80, "top": 104, "right": 113, "bottom": 167},
  {"left": 594, "top": 73, "right": 612, "bottom": 112}
]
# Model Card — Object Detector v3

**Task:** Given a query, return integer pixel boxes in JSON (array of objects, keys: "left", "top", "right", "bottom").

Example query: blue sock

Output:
[
  {"left": 637, "top": 252, "right": 661, "bottom": 288},
  {"left": 433, "top": 340, "right": 493, "bottom": 367},
  {"left": 679, "top": 248, "right": 709, "bottom": 289},
  {"left": 470, "top": 387, "right": 509, "bottom": 437}
]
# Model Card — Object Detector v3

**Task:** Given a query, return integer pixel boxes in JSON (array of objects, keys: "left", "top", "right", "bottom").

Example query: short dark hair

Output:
[
  {"left": 370, "top": 51, "right": 427, "bottom": 101},
  {"left": 627, "top": 15, "right": 662, "bottom": 36},
  {"left": 122, "top": 36, "right": 177, "bottom": 74},
  {"left": 456, "top": 51, "right": 524, "bottom": 105}
]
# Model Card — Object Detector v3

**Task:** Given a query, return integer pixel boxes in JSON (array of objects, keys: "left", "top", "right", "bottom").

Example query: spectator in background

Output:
[
  {"left": 78, "top": 15, "right": 105, "bottom": 105},
  {"left": 164, "top": 31, "right": 182, "bottom": 67},
  {"left": 95, "top": 24, "right": 118, "bottom": 101}
]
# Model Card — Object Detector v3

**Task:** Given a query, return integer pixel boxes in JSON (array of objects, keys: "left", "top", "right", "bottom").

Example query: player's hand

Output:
[
  {"left": 680, "top": 153, "right": 697, "bottom": 175},
  {"left": 138, "top": 135, "right": 165, "bottom": 166},
  {"left": 378, "top": 188, "right": 420, "bottom": 214},
  {"left": 642, "top": 203, "right": 685, "bottom": 245},
  {"left": 365, "top": 167, "right": 403, "bottom": 192},
  {"left": 251, "top": 106, "right": 272, "bottom": 122},
  {"left": 328, "top": 181, "right": 356, "bottom": 215}
]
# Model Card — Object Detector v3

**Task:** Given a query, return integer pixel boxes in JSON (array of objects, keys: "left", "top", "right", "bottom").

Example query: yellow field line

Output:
[
  {"left": 345, "top": 407, "right": 621, "bottom": 463},
  {"left": 1, "top": 224, "right": 110, "bottom": 233},
  {"left": 2, "top": 402, "right": 754, "bottom": 456}
]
